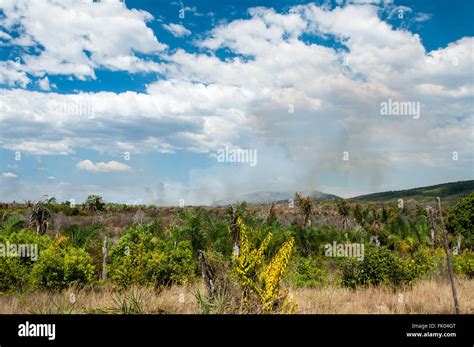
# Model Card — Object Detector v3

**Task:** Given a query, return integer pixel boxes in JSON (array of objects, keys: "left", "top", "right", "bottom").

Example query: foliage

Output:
[
  {"left": 341, "top": 245, "right": 418, "bottom": 288},
  {"left": 31, "top": 244, "right": 96, "bottom": 290},
  {"left": 287, "top": 255, "right": 328, "bottom": 288},
  {"left": 452, "top": 251, "right": 474, "bottom": 278},
  {"left": 84, "top": 195, "right": 105, "bottom": 212},
  {"left": 234, "top": 218, "right": 296, "bottom": 313},
  {"left": 109, "top": 223, "right": 195, "bottom": 289},
  {"left": 30, "top": 196, "right": 56, "bottom": 235},
  {"left": 446, "top": 193, "right": 474, "bottom": 247}
]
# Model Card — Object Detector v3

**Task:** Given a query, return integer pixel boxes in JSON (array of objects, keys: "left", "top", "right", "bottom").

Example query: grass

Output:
[{"left": 0, "top": 278, "right": 472, "bottom": 314}]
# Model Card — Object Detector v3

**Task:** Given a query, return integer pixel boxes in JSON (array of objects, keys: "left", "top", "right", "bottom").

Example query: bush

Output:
[
  {"left": 109, "top": 224, "right": 196, "bottom": 289},
  {"left": 31, "top": 245, "right": 66, "bottom": 290},
  {"left": 341, "top": 245, "right": 418, "bottom": 288},
  {"left": 287, "top": 255, "right": 328, "bottom": 288},
  {"left": 31, "top": 245, "right": 96, "bottom": 290},
  {"left": 146, "top": 240, "right": 194, "bottom": 286},
  {"left": 452, "top": 251, "right": 474, "bottom": 278},
  {"left": 0, "top": 229, "right": 53, "bottom": 292},
  {"left": 62, "top": 223, "right": 103, "bottom": 248}
]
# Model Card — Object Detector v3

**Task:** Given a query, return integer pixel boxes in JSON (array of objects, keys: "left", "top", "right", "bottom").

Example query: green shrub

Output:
[
  {"left": 109, "top": 224, "right": 196, "bottom": 289},
  {"left": 287, "top": 255, "right": 328, "bottom": 287},
  {"left": 31, "top": 245, "right": 96, "bottom": 290},
  {"left": 0, "top": 229, "right": 53, "bottom": 292},
  {"left": 64, "top": 247, "right": 96, "bottom": 284},
  {"left": 31, "top": 245, "right": 66, "bottom": 290},
  {"left": 341, "top": 245, "right": 418, "bottom": 288},
  {"left": 146, "top": 240, "right": 194, "bottom": 286},
  {"left": 62, "top": 223, "right": 103, "bottom": 248},
  {"left": 452, "top": 251, "right": 474, "bottom": 278}
]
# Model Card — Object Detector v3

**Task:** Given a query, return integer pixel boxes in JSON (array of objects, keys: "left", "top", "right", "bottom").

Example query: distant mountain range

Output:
[
  {"left": 212, "top": 190, "right": 340, "bottom": 205},
  {"left": 212, "top": 180, "right": 474, "bottom": 207}
]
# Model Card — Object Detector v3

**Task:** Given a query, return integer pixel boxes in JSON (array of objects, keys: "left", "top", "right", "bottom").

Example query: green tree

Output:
[
  {"left": 446, "top": 194, "right": 474, "bottom": 247},
  {"left": 85, "top": 195, "right": 105, "bottom": 212}
]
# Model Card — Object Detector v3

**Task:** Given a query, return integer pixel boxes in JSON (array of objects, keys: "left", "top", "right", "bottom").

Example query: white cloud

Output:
[
  {"left": 37, "top": 77, "right": 53, "bottom": 91},
  {"left": 0, "top": 61, "right": 30, "bottom": 87},
  {"left": 2, "top": 172, "right": 18, "bottom": 178},
  {"left": 163, "top": 23, "right": 191, "bottom": 37},
  {"left": 0, "top": 30, "right": 12, "bottom": 40},
  {"left": 0, "top": 0, "right": 166, "bottom": 80},
  {"left": 76, "top": 160, "right": 132, "bottom": 172}
]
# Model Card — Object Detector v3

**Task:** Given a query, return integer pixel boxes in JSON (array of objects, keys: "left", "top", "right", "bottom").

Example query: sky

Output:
[{"left": 0, "top": 0, "right": 472, "bottom": 205}]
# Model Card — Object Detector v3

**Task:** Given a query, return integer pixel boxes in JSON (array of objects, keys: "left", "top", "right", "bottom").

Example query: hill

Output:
[{"left": 351, "top": 180, "right": 474, "bottom": 207}]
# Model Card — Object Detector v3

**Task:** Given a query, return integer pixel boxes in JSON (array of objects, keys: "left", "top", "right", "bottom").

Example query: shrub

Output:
[
  {"left": 62, "top": 223, "right": 103, "bottom": 248},
  {"left": 31, "top": 244, "right": 95, "bottom": 290},
  {"left": 63, "top": 247, "right": 96, "bottom": 284},
  {"left": 452, "top": 251, "right": 474, "bottom": 278},
  {"left": 287, "top": 255, "right": 328, "bottom": 288},
  {"left": 109, "top": 224, "right": 196, "bottom": 289},
  {"left": 233, "top": 218, "right": 296, "bottom": 313},
  {"left": 0, "top": 228, "right": 53, "bottom": 292},
  {"left": 341, "top": 245, "right": 418, "bottom": 288},
  {"left": 146, "top": 240, "right": 194, "bottom": 286}
]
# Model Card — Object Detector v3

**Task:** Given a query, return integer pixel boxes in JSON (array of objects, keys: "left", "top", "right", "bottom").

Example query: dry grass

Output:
[
  {"left": 0, "top": 278, "right": 472, "bottom": 314},
  {"left": 0, "top": 284, "right": 198, "bottom": 314},
  {"left": 294, "top": 278, "right": 474, "bottom": 314}
]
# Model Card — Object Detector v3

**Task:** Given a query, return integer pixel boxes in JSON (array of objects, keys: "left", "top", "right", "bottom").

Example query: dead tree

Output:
[
  {"left": 198, "top": 250, "right": 215, "bottom": 298},
  {"left": 228, "top": 205, "right": 240, "bottom": 256},
  {"left": 266, "top": 202, "right": 278, "bottom": 223},
  {"left": 295, "top": 193, "right": 312, "bottom": 228}
]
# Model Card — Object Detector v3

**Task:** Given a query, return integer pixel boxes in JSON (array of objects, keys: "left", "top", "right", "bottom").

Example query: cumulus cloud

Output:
[
  {"left": 2, "top": 172, "right": 18, "bottom": 178},
  {"left": 163, "top": 23, "right": 192, "bottom": 37},
  {"left": 76, "top": 160, "right": 132, "bottom": 172},
  {"left": 0, "top": 0, "right": 166, "bottom": 80}
]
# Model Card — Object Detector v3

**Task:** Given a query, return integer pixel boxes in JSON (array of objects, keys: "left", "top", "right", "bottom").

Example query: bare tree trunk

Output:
[
  {"left": 198, "top": 250, "right": 215, "bottom": 298},
  {"left": 436, "top": 197, "right": 461, "bottom": 314},
  {"left": 102, "top": 236, "right": 108, "bottom": 281}
]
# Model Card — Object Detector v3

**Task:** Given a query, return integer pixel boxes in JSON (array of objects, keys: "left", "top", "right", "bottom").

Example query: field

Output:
[
  {"left": 0, "top": 279, "right": 473, "bottom": 314},
  {"left": 0, "top": 186, "right": 473, "bottom": 314}
]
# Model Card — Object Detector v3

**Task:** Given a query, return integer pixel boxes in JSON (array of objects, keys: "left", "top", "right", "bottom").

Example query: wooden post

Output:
[
  {"left": 436, "top": 197, "right": 461, "bottom": 314},
  {"left": 102, "top": 236, "right": 108, "bottom": 281}
]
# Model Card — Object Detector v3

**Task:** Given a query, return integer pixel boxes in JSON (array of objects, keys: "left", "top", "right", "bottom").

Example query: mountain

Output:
[
  {"left": 351, "top": 180, "right": 474, "bottom": 207},
  {"left": 213, "top": 190, "right": 339, "bottom": 206}
]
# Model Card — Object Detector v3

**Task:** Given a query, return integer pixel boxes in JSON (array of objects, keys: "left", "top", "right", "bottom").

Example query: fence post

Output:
[{"left": 102, "top": 236, "right": 108, "bottom": 281}]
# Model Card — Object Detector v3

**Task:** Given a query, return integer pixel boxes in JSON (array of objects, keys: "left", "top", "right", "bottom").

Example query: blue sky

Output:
[{"left": 0, "top": 0, "right": 473, "bottom": 205}]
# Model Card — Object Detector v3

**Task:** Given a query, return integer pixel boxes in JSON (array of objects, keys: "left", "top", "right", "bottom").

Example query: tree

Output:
[
  {"left": 336, "top": 199, "right": 350, "bottom": 229},
  {"left": 353, "top": 204, "right": 363, "bottom": 225},
  {"left": 295, "top": 193, "right": 312, "bottom": 227},
  {"left": 30, "top": 196, "right": 56, "bottom": 235},
  {"left": 446, "top": 194, "right": 473, "bottom": 247},
  {"left": 85, "top": 195, "right": 105, "bottom": 212}
]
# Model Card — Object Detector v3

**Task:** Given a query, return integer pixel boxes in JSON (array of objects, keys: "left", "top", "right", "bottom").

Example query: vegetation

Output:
[{"left": 0, "top": 187, "right": 473, "bottom": 314}]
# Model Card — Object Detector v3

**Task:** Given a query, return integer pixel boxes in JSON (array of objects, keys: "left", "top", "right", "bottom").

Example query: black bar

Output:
[{"left": 0, "top": 314, "right": 472, "bottom": 346}]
